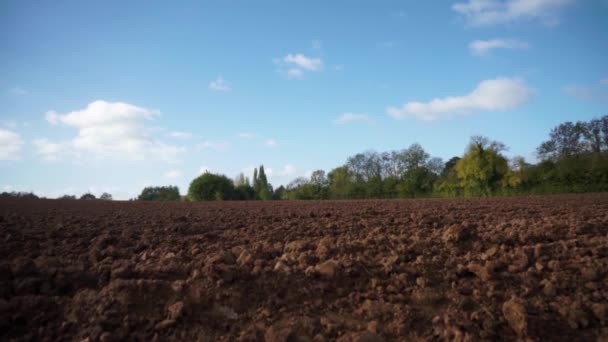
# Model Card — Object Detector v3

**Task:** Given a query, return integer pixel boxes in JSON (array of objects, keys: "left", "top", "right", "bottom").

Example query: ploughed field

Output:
[{"left": 1, "top": 195, "right": 607, "bottom": 341}]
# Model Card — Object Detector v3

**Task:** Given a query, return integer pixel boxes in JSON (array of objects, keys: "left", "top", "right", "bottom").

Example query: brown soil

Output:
[{"left": 1, "top": 194, "right": 607, "bottom": 341}]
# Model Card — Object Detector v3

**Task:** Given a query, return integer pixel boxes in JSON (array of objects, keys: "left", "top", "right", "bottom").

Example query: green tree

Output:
[
  {"left": 345, "top": 151, "right": 385, "bottom": 198},
  {"left": 233, "top": 172, "right": 254, "bottom": 200},
  {"left": 455, "top": 136, "right": 509, "bottom": 197},
  {"left": 526, "top": 115, "right": 608, "bottom": 194},
  {"left": 138, "top": 186, "right": 180, "bottom": 201},
  {"left": 253, "top": 168, "right": 259, "bottom": 192},
  {"left": 441, "top": 157, "right": 461, "bottom": 177},
  {"left": 188, "top": 172, "right": 235, "bottom": 201},
  {"left": 284, "top": 177, "right": 313, "bottom": 200},
  {"left": 253, "top": 165, "right": 272, "bottom": 200},
  {"left": 583, "top": 118, "right": 604, "bottom": 153},
  {"left": 434, "top": 156, "right": 462, "bottom": 196},
  {"left": 537, "top": 121, "right": 587, "bottom": 161},
  {"left": 396, "top": 167, "right": 438, "bottom": 198},
  {"left": 327, "top": 166, "right": 353, "bottom": 199},
  {"left": 273, "top": 185, "right": 286, "bottom": 200},
  {"left": 400, "top": 143, "right": 429, "bottom": 170},
  {"left": 0, "top": 191, "right": 40, "bottom": 200}
]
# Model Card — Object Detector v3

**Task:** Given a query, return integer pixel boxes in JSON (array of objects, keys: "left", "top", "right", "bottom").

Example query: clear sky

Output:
[{"left": 1, "top": 0, "right": 607, "bottom": 199}]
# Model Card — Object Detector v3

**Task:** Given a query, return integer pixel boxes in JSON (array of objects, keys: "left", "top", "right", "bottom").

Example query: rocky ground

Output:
[{"left": 1, "top": 194, "right": 607, "bottom": 341}]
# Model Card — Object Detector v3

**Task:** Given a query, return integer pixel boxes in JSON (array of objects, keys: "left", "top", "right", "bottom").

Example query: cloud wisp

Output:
[
  {"left": 469, "top": 38, "right": 528, "bottom": 56},
  {"left": 209, "top": 77, "right": 231, "bottom": 92},
  {"left": 238, "top": 133, "right": 256, "bottom": 139},
  {"left": 387, "top": 78, "right": 533, "bottom": 121},
  {"left": 264, "top": 139, "right": 277, "bottom": 148},
  {"left": 169, "top": 131, "right": 193, "bottom": 139},
  {"left": 334, "top": 113, "right": 372, "bottom": 124},
  {"left": 452, "top": 0, "right": 575, "bottom": 26},
  {"left": 0, "top": 129, "right": 23, "bottom": 160}
]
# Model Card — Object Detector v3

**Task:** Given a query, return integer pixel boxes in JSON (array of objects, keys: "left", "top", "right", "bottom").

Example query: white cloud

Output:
[
  {"left": 0, "top": 129, "right": 23, "bottom": 160},
  {"left": 452, "top": 0, "right": 575, "bottom": 26},
  {"left": 275, "top": 53, "right": 323, "bottom": 79},
  {"left": 283, "top": 53, "right": 323, "bottom": 71},
  {"left": 9, "top": 86, "right": 27, "bottom": 96},
  {"left": 238, "top": 132, "right": 256, "bottom": 139},
  {"left": 209, "top": 77, "right": 231, "bottom": 92},
  {"left": 469, "top": 38, "right": 528, "bottom": 55},
  {"left": 387, "top": 78, "right": 533, "bottom": 121},
  {"left": 164, "top": 170, "right": 182, "bottom": 179},
  {"left": 334, "top": 113, "right": 371, "bottom": 124},
  {"left": 169, "top": 131, "right": 193, "bottom": 139},
  {"left": 311, "top": 40, "right": 322, "bottom": 50},
  {"left": 264, "top": 139, "right": 277, "bottom": 147},
  {"left": 37, "top": 100, "right": 184, "bottom": 163}
]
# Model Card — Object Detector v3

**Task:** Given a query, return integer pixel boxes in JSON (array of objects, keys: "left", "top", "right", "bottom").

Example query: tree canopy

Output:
[
  {"left": 188, "top": 172, "right": 235, "bottom": 201},
  {"left": 138, "top": 186, "right": 180, "bottom": 201},
  {"left": 80, "top": 193, "right": 97, "bottom": 200}
]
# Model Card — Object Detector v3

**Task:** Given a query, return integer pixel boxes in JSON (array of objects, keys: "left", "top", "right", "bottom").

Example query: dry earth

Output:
[{"left": 1, "top": 194, "right": 607, "bottom": 341}]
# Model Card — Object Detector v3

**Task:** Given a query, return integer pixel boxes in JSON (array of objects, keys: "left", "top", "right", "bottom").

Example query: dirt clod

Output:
[
  {"left": 315, "top": 259, "right": 339, "bottom": 277},
  {"left": 502, "top": 298, "right": 528, "bottom": 336},
  {"left": 274, "top": 260, "right": 291, "bottom": 274}
]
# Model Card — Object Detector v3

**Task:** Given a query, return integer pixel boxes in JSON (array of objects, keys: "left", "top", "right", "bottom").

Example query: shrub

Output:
[{"left": 188, "top": 172, "right": 235, "bottom": 201}]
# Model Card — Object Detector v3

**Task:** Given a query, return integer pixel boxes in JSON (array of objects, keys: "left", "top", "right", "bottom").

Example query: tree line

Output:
[
  {"left": 7, "top": 115, "right": 604, "bottom": 201},
  {"left": 0, "top": 191, "right": 113, "bottom": 200},
  {"left": 136, "top": 114, "right": 608, "bottom": 201}
]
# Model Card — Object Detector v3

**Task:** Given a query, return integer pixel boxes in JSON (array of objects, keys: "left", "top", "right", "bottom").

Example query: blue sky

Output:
[{"left": 1, "top": 0, "right": 607, "bottom": 199}]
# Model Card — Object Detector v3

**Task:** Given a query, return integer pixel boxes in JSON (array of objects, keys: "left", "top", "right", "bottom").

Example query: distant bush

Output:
[
  {"left": 58, "top": 194, "right": 77, "bottom": 200},
  {"left": 80, "top": 193, "right": 97, "bottom": 200},
  {"left": 138, "top": 186, "right": 180, "bottom": 201},
  {"left": 100, "top": 192, "right": 113, "bottom": 200},
  {"left": 0, "top": 191, "right": 39, "bottom": 200},
  {"left": 188, "top": 172, "right": 234, "bottom": 201}
]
